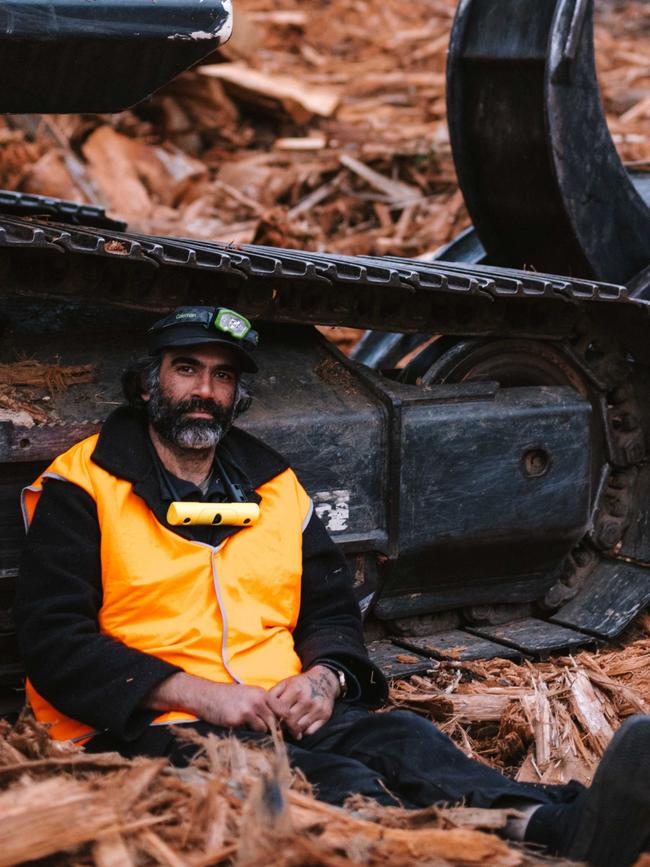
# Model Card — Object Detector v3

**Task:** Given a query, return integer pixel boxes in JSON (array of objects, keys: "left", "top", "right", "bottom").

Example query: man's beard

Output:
[{"left": 147, "top": 383, "right": 236, "bottom": 450}]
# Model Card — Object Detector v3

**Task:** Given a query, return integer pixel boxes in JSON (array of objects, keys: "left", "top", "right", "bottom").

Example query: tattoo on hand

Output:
[{"left": 307, "top": 669, "right": 335, "bottom": 699}]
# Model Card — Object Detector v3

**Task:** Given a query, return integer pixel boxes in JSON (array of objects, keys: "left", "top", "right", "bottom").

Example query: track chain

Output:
[{"left": 0, "top": 213, "right": 633, "bottom": 306}]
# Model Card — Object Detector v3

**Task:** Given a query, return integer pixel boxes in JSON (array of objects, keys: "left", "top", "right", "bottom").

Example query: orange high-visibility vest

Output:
[{"left": 22, "top": 434, "right": 312, "bottom": 742}]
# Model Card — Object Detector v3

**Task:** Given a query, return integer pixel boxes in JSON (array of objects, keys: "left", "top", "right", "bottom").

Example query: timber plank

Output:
[{"left": 0, "top": 422, "right": 100, "bottom": 463}]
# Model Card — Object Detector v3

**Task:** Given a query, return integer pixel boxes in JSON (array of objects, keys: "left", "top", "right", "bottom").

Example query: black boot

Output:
[
  {"left": 528, "top": 716, "right": 650, "bottom": 867},
  {"left": 568, "top": 715, "right": 650, "bottom": 867}
]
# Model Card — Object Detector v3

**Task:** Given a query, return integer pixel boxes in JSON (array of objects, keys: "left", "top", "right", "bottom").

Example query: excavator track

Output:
[
  {"left": 0, "top": 204, "right": 648, "bottom": 682},
  {"left": 0, "top": 213, "right": 644, "bottom": 334}
]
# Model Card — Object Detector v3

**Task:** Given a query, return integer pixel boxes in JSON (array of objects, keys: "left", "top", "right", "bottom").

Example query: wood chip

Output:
[
  {"left": 274, "top": 135, "right": 327, "bottom": 151},
  {"left": 199, "top": 64, "right": 340, "bottom": 123},
  {"left": 248, "top": 11, "right": 307, "bottom": 27},
  {"left": 340, "top": 153, "right": 421, "bottom": 205},
  {"left": 93, "top": 833, "right": 136, "bottom": 867}
]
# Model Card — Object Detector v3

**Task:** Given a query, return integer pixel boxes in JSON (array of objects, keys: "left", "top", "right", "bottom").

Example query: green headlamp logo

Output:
[{"left": 214, "top": 308, "right": 251, "bottom": 340}]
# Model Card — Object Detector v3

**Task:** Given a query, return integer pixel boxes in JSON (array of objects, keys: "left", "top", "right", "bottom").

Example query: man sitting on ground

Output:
[{"left": 16, "top": 305, "right": 650, "bottom": 867}]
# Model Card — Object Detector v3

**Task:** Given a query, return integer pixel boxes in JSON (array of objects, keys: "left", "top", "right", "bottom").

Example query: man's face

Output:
[{"left": 143, "top": 344, "right": 239, "bottom": 450}]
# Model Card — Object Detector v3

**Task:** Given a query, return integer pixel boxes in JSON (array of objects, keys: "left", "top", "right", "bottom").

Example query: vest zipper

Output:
[{"left": 210, "top": 543, "right": 242, "bottom": 684}]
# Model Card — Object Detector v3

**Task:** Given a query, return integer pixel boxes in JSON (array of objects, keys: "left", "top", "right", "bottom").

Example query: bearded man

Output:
[{"left": 15, "top": 306, "right": 650, "bottom": 867}]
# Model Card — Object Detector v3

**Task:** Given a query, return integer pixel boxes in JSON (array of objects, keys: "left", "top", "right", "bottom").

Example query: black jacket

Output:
[{"left": 15, "top": 407, "right": 387, "bottom": 741}]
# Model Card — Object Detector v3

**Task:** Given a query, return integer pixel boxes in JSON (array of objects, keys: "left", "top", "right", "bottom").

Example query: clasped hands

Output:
[
  {"left": 231, "top": 664, "right": 340, "bottom": 738},
  {"left": 151, "top": 665, "right": 341, "bottom": 739}
]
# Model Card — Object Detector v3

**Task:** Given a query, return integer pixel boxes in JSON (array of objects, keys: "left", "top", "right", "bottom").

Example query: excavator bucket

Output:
[{"left": 0, "top": 0, "right": 233, "bottom": 113}]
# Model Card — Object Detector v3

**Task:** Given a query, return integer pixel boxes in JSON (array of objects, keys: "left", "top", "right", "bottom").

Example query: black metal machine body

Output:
[
  {"left": 447, "top": 0, "right": 650, "bottom": 284},
  {"left": 0, "top": 0, "right": 649, "bottom": 697}
]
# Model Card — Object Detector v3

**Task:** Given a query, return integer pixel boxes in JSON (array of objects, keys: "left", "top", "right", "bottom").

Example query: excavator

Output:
[{"left": 0, "top": 0, "right": 649, "bottom": 715}]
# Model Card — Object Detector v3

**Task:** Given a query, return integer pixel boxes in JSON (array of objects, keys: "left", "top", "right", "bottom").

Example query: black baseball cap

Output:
[{"left": 147, "top": 306, "right": 259, "bottom": 373}]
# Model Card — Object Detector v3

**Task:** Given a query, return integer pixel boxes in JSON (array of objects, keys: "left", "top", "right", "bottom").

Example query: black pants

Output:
[{"left": 86, "top": 703, "right": 583, "bottom": 809}]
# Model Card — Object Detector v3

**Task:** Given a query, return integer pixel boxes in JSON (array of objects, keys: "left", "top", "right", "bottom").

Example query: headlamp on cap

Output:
[
  {"left": 215, "top": 308, "right": 252, "bottom": 340},
  {"left": 147, "top": 306, "right": 259, "bottom": 373}
]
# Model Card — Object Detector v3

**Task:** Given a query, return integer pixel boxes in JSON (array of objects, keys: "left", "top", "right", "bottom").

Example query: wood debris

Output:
[
  {"left": 0, "top": 777, "right": 120, "bottom": 867},
  {"left": 0, "top": 714, "right": 538, "bottom": 867},
  {"left": 0, "top": 360, "right": 95, "bottom": 391},
  {"left": 390, "top": 613, "right": 650, "bottom": 787},
  {"left": 0, "top": 395, "right": 48, "bottom": 425},
  {"left": 0, "top": 360, "right": 95, "bottom": 426},
  {"left": 0, "top": 617, "right": 645, "bottom": 865}
]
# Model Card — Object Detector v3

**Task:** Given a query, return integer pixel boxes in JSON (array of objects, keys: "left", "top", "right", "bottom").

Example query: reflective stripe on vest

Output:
[{"left": 22, "top": 434, "right": 310, "bottom": 742}]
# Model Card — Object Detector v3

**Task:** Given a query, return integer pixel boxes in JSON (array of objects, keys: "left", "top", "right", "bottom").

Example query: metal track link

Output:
[
  {"left": 0, "top": 216, "right": 643, "bottom": 345},
  {"left": 0, "top": 190, "right": 126, "bottom": 231}
]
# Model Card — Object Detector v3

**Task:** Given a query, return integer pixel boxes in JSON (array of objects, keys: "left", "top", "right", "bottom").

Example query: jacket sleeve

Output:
[
  {"left": 15, "top": 478, "right": 182, "bottom": 740},
  {"left": 293, "top": 510, "right": 387, "bottom": 707}
]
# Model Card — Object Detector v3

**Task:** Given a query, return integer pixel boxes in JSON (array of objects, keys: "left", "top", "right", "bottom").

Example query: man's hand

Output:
[
  {"left": 145, "top": 672, "right": 277, "bottom": 733},
  {"left": 267, "top": 665, "right": 340, "bottom": 739}
]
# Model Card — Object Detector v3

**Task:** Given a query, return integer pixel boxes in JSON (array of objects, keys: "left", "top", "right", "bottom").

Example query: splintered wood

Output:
[
  {"left": 0, "top": 616, "right": 647, "bottom": 866},
  {"left": 0, "top": 360, "right": 94, "bottom": 391},
  {"left": 390, "top": 613, "right": 650, "bottom": 788},
  {"left": 0, "top": 0, "right": 645, "bottom": 259},
  {"left": 0, "top": 716, "right": 527, "bottom": 867}
]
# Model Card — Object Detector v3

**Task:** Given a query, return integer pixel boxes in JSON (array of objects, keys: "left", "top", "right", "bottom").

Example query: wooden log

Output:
[
  {"left": 0, "top": 421, "right": 101, "bottom": 463},
  {"left": 0, "top": 777, "right": 117, "bottom": 866}
]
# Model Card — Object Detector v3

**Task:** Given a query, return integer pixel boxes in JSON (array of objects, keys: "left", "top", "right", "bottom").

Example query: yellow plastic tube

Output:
[{"left": 166, "top": 501, "right": 260, "bottom": 527}]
